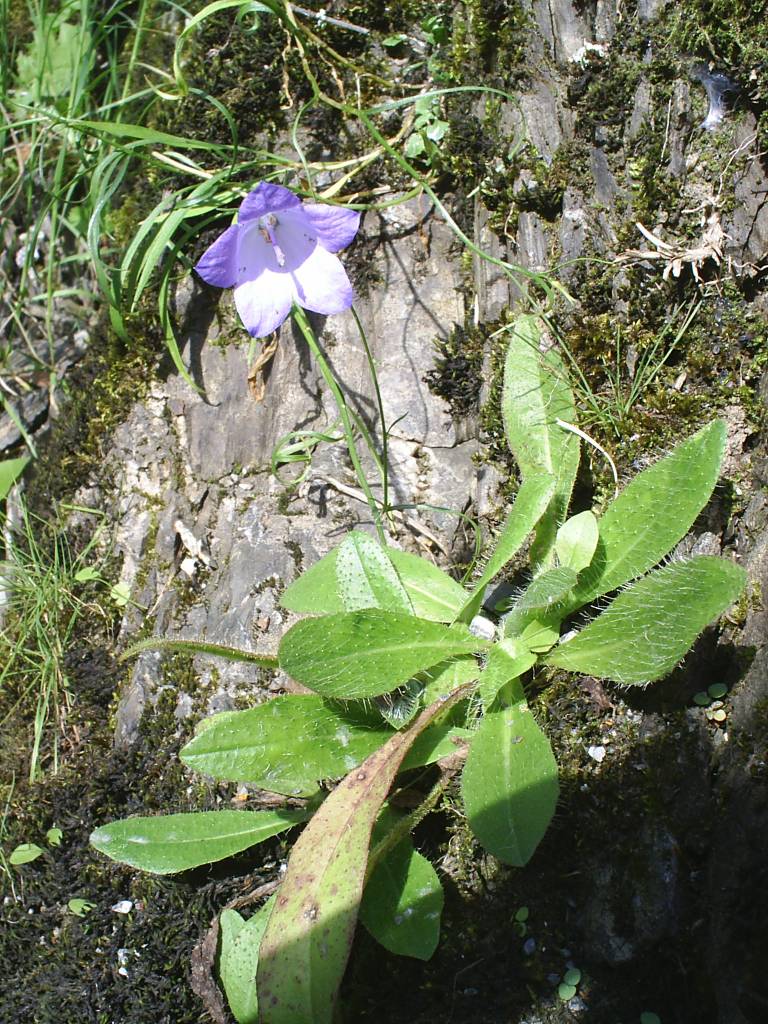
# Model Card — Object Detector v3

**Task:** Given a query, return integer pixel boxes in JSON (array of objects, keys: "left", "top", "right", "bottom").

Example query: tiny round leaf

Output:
[{"left": 10, "top": 843, "right": 44, "bottom": 865}]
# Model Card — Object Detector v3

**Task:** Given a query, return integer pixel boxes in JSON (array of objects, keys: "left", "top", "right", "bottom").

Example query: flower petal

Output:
[
  {"left": 291, "top": 244, "right": 354, "bottom": 315},
  {"left": 238, "top": 182, "right": 301, "bottom": 223},
  {"left": 234, "top": 271, "right": 294, "bottom": 337},
  {"left": 194, "top": 224, "right": 239, "bottom": 288},
  {"left": 300, "top": 203, "right": 361, "bottom": 252}
]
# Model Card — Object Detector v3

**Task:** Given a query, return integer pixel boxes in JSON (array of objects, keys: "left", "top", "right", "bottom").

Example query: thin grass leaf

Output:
[{"left": 158, "top": 259, "right": 201, "bottom": 393}]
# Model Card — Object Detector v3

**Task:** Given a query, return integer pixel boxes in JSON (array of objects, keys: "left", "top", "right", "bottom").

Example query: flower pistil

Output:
[{"left": 259, "top": 213, "right": 286, "bottom": 267}]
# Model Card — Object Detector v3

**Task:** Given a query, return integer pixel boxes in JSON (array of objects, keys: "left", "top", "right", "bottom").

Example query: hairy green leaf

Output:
[
  {"left": 501, "top": 315, "right": 580, "bottom": 567},
  {"left": 546, "top": 556, "right": 746, "bottom": 683},
  {"left": 256, "top": 684, "right": 472, "bottom": 1023},
  {"left": 281, "top": 544, "right": 466, "bottom": 622},
  {"left": 378, "top": 681, "right": 424, "bottom": 730},
  {"left": 118, "top": 636, "right": 278, "bottom": 668},
  {"left": 515, "top": 618, "right": 560, "bottom": 653},
  {"left": 510, "top": 567, "right": 578, "bottom": 614},
  {"left": 421, "top": 655, "right": 480, "bottom": 703},
  {"left": 458, "top": 473, "right": 556, "bottom": 622},
  {"left": 89, "top": 809, "right": 307, "bottom": 874},
  {"left": 279, "top": 610, "right": 485, "bottom": 699},
  {"left": 387, "top": 548, "right": 467, "bottom": 622},
  {"left": 477, "top": 639, "right": 537, "bottom": 709},
  {"left": 502, "top": 566, "right": 577, "bottom": 634},
  {"left": 566, "top": 421, "right": 727, "bottom": 609},
  {"left": 336, "top": 532, "right": 413, "bottom": 613},
  {"left": 180, "top": 697, "right": 392, "bottom": 794},
  {"left": 280, "top": 546, "right": 345, "bottom": 615},
  {"left": 181, "top": 696, "right": 468, "bottom": 793},
  {"left": 462, "top": 680, "right": 558, "bottom": 866}
]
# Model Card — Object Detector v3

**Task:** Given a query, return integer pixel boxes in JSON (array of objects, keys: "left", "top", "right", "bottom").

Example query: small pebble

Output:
[
  {"left": 568, "top": 995, "right": 588, "bottom": 1013},
  {"left": 111, "top": 900, "right": 133, "bottom": 915},
  {"left": 587, "top": 745, "right": 606, "bottom": 763},
  {"left": 523, "top": 937, "right": 537, "bottom": 956}
]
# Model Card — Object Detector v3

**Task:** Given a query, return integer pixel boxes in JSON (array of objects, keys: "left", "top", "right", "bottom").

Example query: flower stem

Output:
[
  {"left": 291, "top": 305, "right": 386, "bottom": 543},
  {"left": 351, "top": 306, "right": 390, "bottom": 521}
]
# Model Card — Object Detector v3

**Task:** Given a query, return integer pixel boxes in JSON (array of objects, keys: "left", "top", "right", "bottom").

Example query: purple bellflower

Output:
[{"left": 194, "top": 182, "right": 361, "bottom": 338}]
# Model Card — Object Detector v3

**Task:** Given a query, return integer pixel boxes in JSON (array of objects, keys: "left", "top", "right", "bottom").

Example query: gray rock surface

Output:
[{"left": 108, "top": 197, "right": 489, "bottom": 744}]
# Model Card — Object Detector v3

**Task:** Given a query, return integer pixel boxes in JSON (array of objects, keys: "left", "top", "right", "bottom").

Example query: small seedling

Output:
[
  {"left": 9, "top": 843, "right": 44, "bottom": 866},
  {"left": 514, "top": 905, "right": 529, "bottom": 936},
  {"left": 68, "top": 898, "right": 96, "bottom": 917},
  {"left": 693, "top": 683, "right": 730, "bottom": 723}
]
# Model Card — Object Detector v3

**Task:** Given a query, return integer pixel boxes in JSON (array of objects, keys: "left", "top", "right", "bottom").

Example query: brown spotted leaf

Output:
[{"left": 256, "top": 684, "right": 472, "bottom": 1024}]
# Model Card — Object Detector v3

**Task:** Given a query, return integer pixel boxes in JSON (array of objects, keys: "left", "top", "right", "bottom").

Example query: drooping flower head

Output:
[{"left": 194, "top": 182, "right": 361, "bottom": 338}]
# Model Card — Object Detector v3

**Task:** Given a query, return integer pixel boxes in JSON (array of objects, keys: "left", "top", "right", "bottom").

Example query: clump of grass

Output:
[
  {"left": 562, "top": 298, "right": 702, "bottom": 440},
  {"left": 0, "top": 501, "right": 110, "bottom": 781}
]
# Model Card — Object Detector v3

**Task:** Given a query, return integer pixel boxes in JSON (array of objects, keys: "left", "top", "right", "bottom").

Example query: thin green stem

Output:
[
  {"left": 291, "top": 305, "right": 386, "bottom": 543},
  {"left": 366, "top": 772, "right": 451, "bottom": 879},
  {"left": 351, "top": 306, "right": 390, "bottom": 519}
]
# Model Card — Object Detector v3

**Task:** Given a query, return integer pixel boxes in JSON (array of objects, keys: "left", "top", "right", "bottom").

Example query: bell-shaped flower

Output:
[{"left": 194, "top": 182, "right": 361, "bottom": 338}]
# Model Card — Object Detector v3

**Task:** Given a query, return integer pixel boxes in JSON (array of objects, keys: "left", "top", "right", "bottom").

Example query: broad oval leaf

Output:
[
  {"left": 0, "top": 456, "right": 30, "bottom": 501},
  {"left": 387, "top": 548, "right": 467, "bottom": 622},
  {"left": 567, "top": 421, "right": 727, "bottom": 610},
  {"left": 360, "top": 838, "right": 443, "bottom": 960},
  {"left": 181, "top": 696, "right": 469, "bottom": 792},
  {"left": 256, "top": 685, "right": 473, "bottom": 1024},
  {"left": 89, "top": 809, "right": 308, "bottom": 874},
  {"left": 462, "top": 681, "right": 558, "bottom": 866},
  {"left": 556, "top": 510, "right": 599, "bottom": 572},
  {"left": 9, "top": 842, "right": 44, "bottom": 866},
  {"left": 281, "top": 543, "right": 466, "bottom": 622},
  {"left": 336, "top": 532, "right": 412, "bottom": 613},
  {"left": 180, "top": 697, "right": 392, "bottom": 794},
  {"left": 279, "top": 610, "right": 485, "bottom": 699},
  {"left": 219, "top": 898, "right": 275, "bottom": 1024},
  {"left": 545, "top": 555, "right": 746, "bottom": 684},
  {"left": 280, "top": 546, "right": 344, "bottom": 615}
]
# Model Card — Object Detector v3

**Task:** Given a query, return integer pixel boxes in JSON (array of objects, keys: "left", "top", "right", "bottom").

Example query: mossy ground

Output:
[
  {"left": 0, "top": 646, "right": 289, "bottom": 1024},
  {"left": 2, "top": 0, "right": 767, "bottom": 1022}
]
